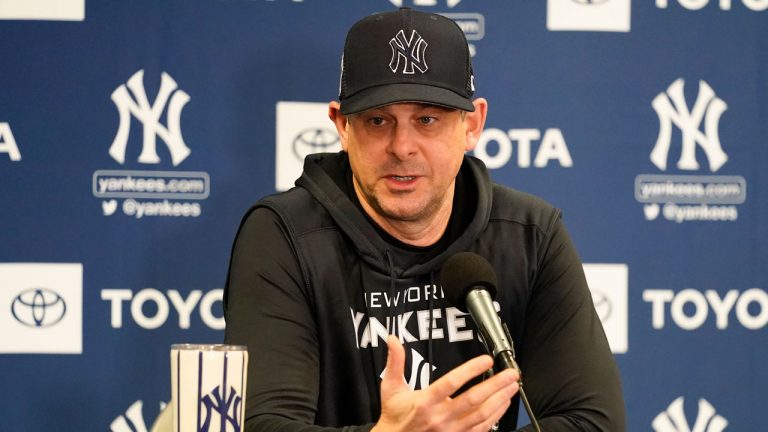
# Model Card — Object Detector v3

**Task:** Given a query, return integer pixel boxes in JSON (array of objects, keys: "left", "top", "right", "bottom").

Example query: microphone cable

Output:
[{"left": 481, "top": 323, "right": 542, "bottom": 432}]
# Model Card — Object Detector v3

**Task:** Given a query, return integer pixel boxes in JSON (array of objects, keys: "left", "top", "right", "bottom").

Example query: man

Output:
[{"left": 224, "top": 8, "right": 625, "bottom": 431}]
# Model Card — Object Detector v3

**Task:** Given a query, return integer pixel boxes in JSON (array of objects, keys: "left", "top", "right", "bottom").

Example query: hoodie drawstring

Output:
[
  {"left": 428, "top": 271, "right": 435, "bottom": 385},
  {"left": 384, "top": 251, "right": 435, "bottom": 387}
]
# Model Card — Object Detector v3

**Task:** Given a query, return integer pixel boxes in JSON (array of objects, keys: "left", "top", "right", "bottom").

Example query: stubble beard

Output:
[{"left": 354, "top": 176, "right": 448, "bottom": 225}]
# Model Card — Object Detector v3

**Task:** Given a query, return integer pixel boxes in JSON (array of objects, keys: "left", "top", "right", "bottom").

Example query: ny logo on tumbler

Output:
[
  {"left": 651, "top": 79, "right": 728, "bottom": 172},
  {"left": 389, "top": 30, "right": 428, "bottom": 74},
  {"left": 199, "top": 385, "right": 242, "bottom": 432},
  {"left": 110, "top": 70, "right": 191, "bottom": 166},
  {"left": 173, "top": 346, "right": 247, "bottom": 432}
]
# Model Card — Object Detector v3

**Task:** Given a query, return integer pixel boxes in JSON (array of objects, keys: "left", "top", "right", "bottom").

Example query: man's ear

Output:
[
  {"left": 328, "top": 101, "right": 349, "bottom": 152},
  {"left": 463, "top": 98, "right": 488, "bottom": 152}
]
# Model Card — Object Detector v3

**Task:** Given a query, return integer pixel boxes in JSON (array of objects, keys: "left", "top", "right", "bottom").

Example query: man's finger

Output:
[
  {"left": 454, "top": 369, "right": 519, "bottom": 429},
  {"left": 466, "top": 395, "right": 513, "bottom": 432},
  {"left": 380, "top": 335, "right": 406, "bottom": 393},
  {"left": 453, "top": 368, "right": 519, "bottom": 410},
  {"left": 425, "top": 354, "right": 495, "bottom": 402}
]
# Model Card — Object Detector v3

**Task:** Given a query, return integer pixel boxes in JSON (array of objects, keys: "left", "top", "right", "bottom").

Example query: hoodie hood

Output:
[{"left": 295, "top": 152, "right": 494, "bottom": 278}]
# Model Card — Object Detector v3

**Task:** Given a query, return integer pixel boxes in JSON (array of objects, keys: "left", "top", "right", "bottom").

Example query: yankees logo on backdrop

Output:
[
  {"left": 652, "top": 397, "right": 728, "bottom": 432},
  {"left": 110, "top": 70, "right": 191, "bottom": 167},
  {"left": 651, "top": 79, "right": 728, "bottom": 172}
]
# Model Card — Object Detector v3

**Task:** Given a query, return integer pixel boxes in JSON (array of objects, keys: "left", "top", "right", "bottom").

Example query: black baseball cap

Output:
[{"left": 338, "top": 8, "right": 476, "bottom": 115}]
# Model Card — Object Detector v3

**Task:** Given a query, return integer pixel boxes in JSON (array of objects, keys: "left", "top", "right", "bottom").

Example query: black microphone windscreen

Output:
[{"left": 440, "top": 252, "right": 498, "bottom": 312}]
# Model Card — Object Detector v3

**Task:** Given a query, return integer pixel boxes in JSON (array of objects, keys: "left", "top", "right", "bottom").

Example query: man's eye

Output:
[
  {"left": 369, "top": 117, "right": 385, "bottom": 126},
  {"left": 419, "top": 116, "right": 436, "bottom": 125}
]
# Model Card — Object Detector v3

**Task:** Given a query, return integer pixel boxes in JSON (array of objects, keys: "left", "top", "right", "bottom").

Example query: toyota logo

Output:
[
  {"left": 11, "top": 287, "right": 67, "bottom": 328},
  {"left": 292, "top": 128, "right": 341, "bottom": 161},
  {"left": 591, "top": 289, "right": 613, "bottom": 322}
]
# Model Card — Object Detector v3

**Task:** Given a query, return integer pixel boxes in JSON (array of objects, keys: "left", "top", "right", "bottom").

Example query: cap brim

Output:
[{"left": 340, "top": 83, "right": 475, "bottom": 115}]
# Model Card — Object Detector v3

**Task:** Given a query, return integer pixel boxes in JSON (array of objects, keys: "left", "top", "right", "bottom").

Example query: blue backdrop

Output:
[{"left": 1, "top": 1, "right": 765, "bottom": 430}]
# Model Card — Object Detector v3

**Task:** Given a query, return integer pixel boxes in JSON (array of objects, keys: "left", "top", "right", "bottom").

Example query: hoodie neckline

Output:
[{"left": 295, "top": 152, "right": 493, "bottom": 277}]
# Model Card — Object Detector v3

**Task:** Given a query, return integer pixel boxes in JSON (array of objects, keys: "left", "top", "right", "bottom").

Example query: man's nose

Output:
[{"left": 388, "top": 124, "right": 418, "bottom": 159}]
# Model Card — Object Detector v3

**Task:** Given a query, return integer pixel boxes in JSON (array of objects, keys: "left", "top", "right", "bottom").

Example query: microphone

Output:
[
  {"left": 440, "top": 252, "right": 542, "bottom": 432},
  {"left": 440, "top": 252, "right": 518, "bottom": 372}
]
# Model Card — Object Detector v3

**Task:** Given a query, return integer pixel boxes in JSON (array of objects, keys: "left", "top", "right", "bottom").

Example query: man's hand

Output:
[{"left": 372, "top": 335, "right": 520, "bottom": 432}]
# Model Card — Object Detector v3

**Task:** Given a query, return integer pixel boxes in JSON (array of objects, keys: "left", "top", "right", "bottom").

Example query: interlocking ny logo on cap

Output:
[{"left": 389, "top": 29, "right": 428, "bottom": 74}]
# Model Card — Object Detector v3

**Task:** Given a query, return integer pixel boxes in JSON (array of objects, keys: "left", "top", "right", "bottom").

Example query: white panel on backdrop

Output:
[
  {"left": 547, "top": 0, "right": 631, "bottom": 32},
  {"left": 583, "top": 263, "right": 628, "bottom": 354},
  {"left": 0, "top": 0, "right": 84, "bottom": 21},
  {"left": 275, "top": 102, "right": 342, "bottom": 192},
  {"left": 0, "top": 263, "right": 83, "bottom": 353}
]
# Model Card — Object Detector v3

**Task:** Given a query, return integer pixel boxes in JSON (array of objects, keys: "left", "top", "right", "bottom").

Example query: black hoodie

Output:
[{"left": 224, "top": 152, "right": 625, "bottom": 431}]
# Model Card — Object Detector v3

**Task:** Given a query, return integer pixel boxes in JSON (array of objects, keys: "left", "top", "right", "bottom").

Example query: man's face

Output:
[{"left": 333, "top": 102, "right": 481, "bottom": 226}]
